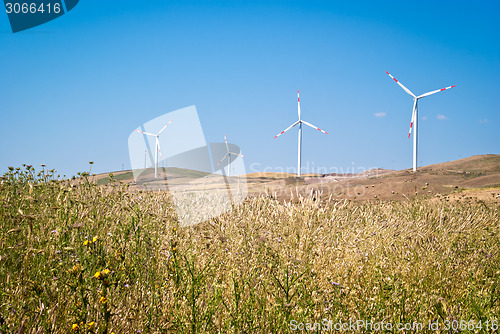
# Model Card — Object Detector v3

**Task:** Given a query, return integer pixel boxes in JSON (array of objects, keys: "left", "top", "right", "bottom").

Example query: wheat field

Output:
[{"left": 0, "top": 165, "right": 499, "bottom": 333}]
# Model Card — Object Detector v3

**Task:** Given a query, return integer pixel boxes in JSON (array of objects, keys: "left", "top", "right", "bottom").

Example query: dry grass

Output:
[{"left": 0, "top": 165, "right": 499, "bottom": 333}]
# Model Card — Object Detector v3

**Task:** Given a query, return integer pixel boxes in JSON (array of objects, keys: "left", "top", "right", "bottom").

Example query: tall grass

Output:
[{"left": 0, "top": 165, "right": 499, "bottom": 333}]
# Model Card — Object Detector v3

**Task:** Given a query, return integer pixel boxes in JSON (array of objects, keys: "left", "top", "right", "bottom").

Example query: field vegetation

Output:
[{"left": 0, "top": 164, "right": 499, "bottom": 333}]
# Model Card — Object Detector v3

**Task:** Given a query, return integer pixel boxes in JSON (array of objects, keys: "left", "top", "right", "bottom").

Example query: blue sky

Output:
[{"left": 1, "top": 0, "right": 499, "bottom": 177}]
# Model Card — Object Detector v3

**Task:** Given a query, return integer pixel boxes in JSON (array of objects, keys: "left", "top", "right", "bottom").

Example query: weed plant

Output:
[{"left": 0, "top": 165, "right": 498, "bottom": 333}]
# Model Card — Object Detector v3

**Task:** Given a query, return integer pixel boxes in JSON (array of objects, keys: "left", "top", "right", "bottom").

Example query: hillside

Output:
[
  {"left": 298, "top": 154, "right": 500, "bottom": 201},
  {"left": 91, "top": 154, "right": 500, "bottom": 202}
]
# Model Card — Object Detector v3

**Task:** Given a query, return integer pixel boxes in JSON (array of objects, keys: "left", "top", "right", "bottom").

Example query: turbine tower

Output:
[
  {"left": 215, "top": 134, "right": 245, "bottom": 176},
  {"left": 385, "top": 71, "right": 455, "bottom": 171},
  {"left": 274, "top": 90, "right": 328, "bottom": 177},
  {"left": 135, "top": 120, "right": 173, "bottom": 179}
]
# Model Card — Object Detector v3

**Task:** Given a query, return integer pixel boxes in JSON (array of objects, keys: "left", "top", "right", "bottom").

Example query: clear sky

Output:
[{"left": 1, "top": 0, "right": 499, "bottom": 177}]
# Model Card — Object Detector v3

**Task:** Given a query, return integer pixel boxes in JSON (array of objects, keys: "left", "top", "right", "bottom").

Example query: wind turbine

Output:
[
  {"left": 135, "top": 120, "right": 173, "bottom": 179},
  {"left": 215, "top": 134, "right": 245, "bottom": 176},
  {"left": 274, "top": 90, "right": 328, "bottom": 178},
  {"left": 385, "top": 71, "right": 455, "bottom": 171}
]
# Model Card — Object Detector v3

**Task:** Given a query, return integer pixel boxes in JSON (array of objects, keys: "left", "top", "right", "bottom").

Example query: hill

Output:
[
  {"left": 300, "top": 154, "right": 500, "bottom": 202},
  {"left": 91, "top": 154, "right": 500, "bottom": 202}
]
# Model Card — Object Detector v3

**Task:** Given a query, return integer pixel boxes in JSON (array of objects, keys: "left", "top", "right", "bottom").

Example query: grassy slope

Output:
[{"left": 0, "top": 166, "right": 499, "bottom": 333}]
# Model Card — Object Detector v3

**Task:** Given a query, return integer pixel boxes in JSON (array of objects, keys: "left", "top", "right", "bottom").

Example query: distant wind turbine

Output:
[
  {"left": 215, "top": 134, "right": 245, "bottom": 176},
  {"left": 385, "top": 71, "right": 455, "bottom": 171},
  {"left": 274, "top": 90, "right": 328, "bottom": 178},
  {"left": 135, "top": 120, "right": 173, "bottom": 179}
]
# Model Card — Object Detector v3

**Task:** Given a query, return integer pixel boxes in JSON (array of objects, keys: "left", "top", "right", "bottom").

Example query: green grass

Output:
[
  {"left": 96, "top": 168, "right": 213, "bottom": 186},
  {"left": 1, "top": 165, "right": 499, "bottom": 333},
  {"left": 96, "top": 171, "right": 135, "bottom": 185}
]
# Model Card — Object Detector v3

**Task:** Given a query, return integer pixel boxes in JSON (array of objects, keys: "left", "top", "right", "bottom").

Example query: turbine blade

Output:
[
  {"left": 417, "top": 85, "right": 456, "bottom": 98},
  {"left": 297, "top": 89, "right": 301, "bottom": 120},
  {"left": 302, "top": 120, "right": 328, "bottom": 134},
  {"left": 156, "top": 119, "right": 173, "bottom": 136},
  {"left": 408, "top": 100, "right": 417, "bottom": 139},
  {"left": 135, "top": 129, "right": 156, "bottom": 136},
  {"left": 229, "top": 152, "right": 245, "bottom": 158},
  {"left": 224, "top": 134, "right": 230, "bottom": 153},
  {"left": 274, "top": 121, "right": 300, "bottom": 139},
  {"left": 215, "top": 153, "right": 229, "bottom": 168},
  {"left": 385, "top": 71, "right": 416, "bottom": 98},
  {"left": 157, "top": 138, "right": 163, "bottom": 160}
]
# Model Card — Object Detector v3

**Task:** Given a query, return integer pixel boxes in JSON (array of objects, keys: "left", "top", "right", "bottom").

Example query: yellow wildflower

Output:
[
  {"left": 69, "top": 265, "right": 81, "bottom": 274},
  {"left": 72, "top": 323, "right": 79, "bottom": 331},
  {"left": 99, "top": 296, "right": 107, "bottom": 304},
  {"left": 92, "top": 236, "right": 99, "bottom": 243},
  {"left": 86, "top": 321, "right": 95, "bottom": 329},
  {"left": 83, "top": 240, "right": 91, "bottom": 246},
  {"left": 94, "top": 271, "right": 102, "bottom": 279},
  {"left": 102, "top": 269, "right": 111, "bottom": 275}
]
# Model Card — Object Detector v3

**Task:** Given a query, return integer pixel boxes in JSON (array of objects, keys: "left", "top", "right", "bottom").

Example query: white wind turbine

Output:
[
  {"left": 274, "top": 90, "right": 328, "bottom": 178},
  {"left": 385, "top": 71, "right": 455, "bottom": 171},
  {"left": 215, "top": 134, "right": 245, "bottom": 176},
  {"left": 135, "top": 120, "right": 173, "bottom": 179}
]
